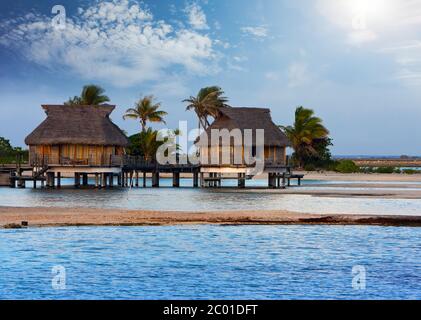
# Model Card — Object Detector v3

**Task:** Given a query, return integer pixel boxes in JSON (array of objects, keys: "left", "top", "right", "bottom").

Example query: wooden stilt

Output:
[
  {"left": 143, "top": 172, "right": 147, "bottom": 187},
  {"left": 101, "top": 173, "right": 107, "bottom": 188},
  {"left": 109, "top": 174, "right": 114, "bottom": 187},
  {"left": 57, "top": 172, "right": 61, "bottom": 188},
  {"left": 152, "top": 172, "right": 160, "bottom": 188},
  {"left": 200, "top": 172, "right": 204, "bottom": 188},
  {"left": 193, "top": 171, "right": 199, "bottom": 188},
  {"left": 238, "top": 173, "right": 246, "bottom": 188},
  {"left": 129, "top": 171, "right": 134, "bottom": 187},
  {"left": 135, "top": 171, "right": 139, "bottom": 187},
  {"left": 173, "top": 172, "right": 180, "bottom": 187},
  {"left": 125, "top": 172, "right": 129, "bottom": 187},
  {"left": 10, "top": 173, "right": 16, "bottom": 188},
  {"left": 74, "top": 173, "right": 80, "bottom": 188},
  {"left": 95, "top": 173, "right": 99, "bottom": 188}
]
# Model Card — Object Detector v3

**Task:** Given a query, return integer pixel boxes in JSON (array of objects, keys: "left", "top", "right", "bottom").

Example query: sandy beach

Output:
[{"left": 1, "top": 206, "right": 420, "bottom": 228}]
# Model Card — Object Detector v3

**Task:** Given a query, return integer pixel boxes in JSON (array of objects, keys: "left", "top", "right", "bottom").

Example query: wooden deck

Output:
[{"left": 1, "top": 156, "right": 305, "bottom": 189}]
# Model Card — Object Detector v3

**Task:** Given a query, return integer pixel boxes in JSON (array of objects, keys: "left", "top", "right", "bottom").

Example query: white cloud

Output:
[
  {"left": 265, "top": 72, "right": 279, "bottom": 81},
  {"left": 287, "top": 62, "right": 310, "bottom": 88},
  {"left": 185, "top": 2, "right": 209, "bottom": 30},
  {"left": 347, "top": 30, "right": 377, "bottom": 46},
  {"left": 241, "top": 26, "right": 268, "bottom": 38},
  {"left": 0, "top": 0, "right": 217, "bottom": 87}
]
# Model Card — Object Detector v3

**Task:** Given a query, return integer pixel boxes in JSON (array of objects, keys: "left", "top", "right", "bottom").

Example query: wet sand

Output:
[{"left": 1, "top": 206, "right": 420, "bottom": 228}]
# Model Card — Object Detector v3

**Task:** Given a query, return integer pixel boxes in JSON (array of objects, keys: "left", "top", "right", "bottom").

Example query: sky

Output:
[{"left": 0, "top": 0, "right": 421, "bottom": 155}]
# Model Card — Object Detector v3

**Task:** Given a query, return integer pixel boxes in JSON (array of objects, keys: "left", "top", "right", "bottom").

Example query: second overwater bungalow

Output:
[{"left": 196, "top": 107, "right": 293, "bottom": 187}]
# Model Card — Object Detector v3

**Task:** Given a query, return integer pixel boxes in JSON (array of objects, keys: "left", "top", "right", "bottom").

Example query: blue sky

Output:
[{"left": 1, "top": 0, "right": 421, "bottom": 155}]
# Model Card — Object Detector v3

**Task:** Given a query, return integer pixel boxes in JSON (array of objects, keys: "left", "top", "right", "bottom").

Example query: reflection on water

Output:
[
  {"left": 0, "top": 178, "right": 421, "bottom": 215},
  {"left": 0, "top": 225, "right": 420, "bottom": 300}
]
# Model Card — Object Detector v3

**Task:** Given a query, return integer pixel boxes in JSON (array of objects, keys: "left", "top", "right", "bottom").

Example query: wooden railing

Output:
[{"left": 30, "top": 155, "right": 125, "bottom": 167}]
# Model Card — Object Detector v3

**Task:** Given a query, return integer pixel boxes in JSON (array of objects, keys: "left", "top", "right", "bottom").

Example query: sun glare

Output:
[{"left": 351, "top": 0, "right": 392, "bottom": 20}]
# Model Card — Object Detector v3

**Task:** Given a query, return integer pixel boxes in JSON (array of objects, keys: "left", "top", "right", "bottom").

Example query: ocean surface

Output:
[
  {"left": 0, "top": 178, "right": 421, "bottom": 215},
  {"left": 0, "top": 225, "right": 419, "bottom": 300}
]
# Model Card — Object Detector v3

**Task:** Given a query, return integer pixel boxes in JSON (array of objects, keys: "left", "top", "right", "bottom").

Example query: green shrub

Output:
[
  {"left": 304, "top": 163, "right": 316, "bottom": 171},
  {"left": 335, "top": 160, "right": 360, "bottom": 173},
  {"left": 360, "top": 167, "right": 374, "bottom": 174},
  {"left": 403, "top": 169, "right": 419, "bottom": 175},
  {"left": 375, "top": 167, "right": 396, "bottom": 174}
]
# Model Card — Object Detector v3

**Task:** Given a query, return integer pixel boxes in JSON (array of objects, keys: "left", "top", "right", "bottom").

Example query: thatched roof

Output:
[
  {"left": 197, "top": 107, "right": 290, "bottom": 147},
  {"left": 25, "top": 105, "right": 129, "bottom": 146}
]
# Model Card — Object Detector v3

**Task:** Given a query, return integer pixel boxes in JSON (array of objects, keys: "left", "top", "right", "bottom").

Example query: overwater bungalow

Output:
[
  {"left": 24, "top": 104, "right": 129, "bottom": 187},
  {"left": 196, "top": 107, "right": 292, "bottom": 187}
]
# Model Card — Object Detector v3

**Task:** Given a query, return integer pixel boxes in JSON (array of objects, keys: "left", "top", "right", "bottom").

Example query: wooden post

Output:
[
  {"left": 200, "top": 172, "right": 204, "bottom": 188},
  {"left": 193, "top": 171, "right": 199, "bottom": 188},
  {"left": 152, "top": 172, "right": 160, "bottom": 188},
  {"left": 101, "top": 173, "right": 107, "bottom": 188},
  {"left": 82, "top": 173, "right": 88, "bottom": 186},
  {"left": 47, "top": 172, "right": 55, "bottom": 188},
  {"left": 57, "top": 172, "right": 61, "bottom": 188},
  {"left": 95, "top": 174, "right": 99, "bottom": 188},
  {"left": 109, "top": 174, "right": 114, "bottom": 187},
  {"left": 268, "top": 173, "right": 275, "bottom": 188},
  {"left": 117, "top": 173, "right": 122, "bottom": 186},
  {"left": 143, "top": 172, "right": 147, "bottom": 187},
  {"left": 173, "top": 172, "right": 180, "bottom": 188},
  {"left": 17, "top": 178, "right": 25, "bottom": 189},
  {"left": 74, "top": 173, "right": 80, "bottom": 188},
  {"left": 135, "top": 171, "right": 139, "bottom": 187},
  {"left": 9, "top": 172, "right": 16, "bottom": 188},
  {"left": 125, "top": 172, "right": 129, "bottom": 187},
  {"left": 33, "top": 179, "right": 37, "bottom": 189},
  {"left": 238, "top": 173, "right": 244, "bottom": 188}
]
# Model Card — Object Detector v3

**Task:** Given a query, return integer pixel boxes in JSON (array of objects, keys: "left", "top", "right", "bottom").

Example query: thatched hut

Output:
[
  {"left": 196, "top": 107, "right": 290, "bottom": 187},
  {"left": 24, "top": 105, "right": 129, "bottom": 188},
  {"left": 25, "top": 105, "right": 128, "bottom": 167},
  {"left": 197, "top": 107, "right": 290, "bottom": 168}
]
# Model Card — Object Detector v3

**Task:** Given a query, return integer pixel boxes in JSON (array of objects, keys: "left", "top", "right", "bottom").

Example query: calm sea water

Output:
[
  {"left": 0, "top": 178, "right": 421, "bottom": 215},
  {"left": 0, "top": 225, "right": 419, "bottom": 300}
]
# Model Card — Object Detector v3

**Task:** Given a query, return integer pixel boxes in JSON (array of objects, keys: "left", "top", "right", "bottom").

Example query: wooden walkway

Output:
[{"left": 1, "top": 157, "right": 305, "bottom": 189}]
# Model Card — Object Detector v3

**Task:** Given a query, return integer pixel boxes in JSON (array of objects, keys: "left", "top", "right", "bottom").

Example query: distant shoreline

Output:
[{"left": 1, "top": 206, "right": 420, "bottom": 228}]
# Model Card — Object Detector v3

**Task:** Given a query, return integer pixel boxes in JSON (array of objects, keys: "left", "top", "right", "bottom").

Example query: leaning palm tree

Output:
[
  {"left": 280, "top": 106, "right": 329, "bottom": 168},
  {"left": 123, "top": 95, "right": 168, "bottom": 132},
  {"left": 183, "top": 86, "right": 229, "bottom": 131},
  {"left": 65, "top": 85, "right": 110, "bottom": 105}
]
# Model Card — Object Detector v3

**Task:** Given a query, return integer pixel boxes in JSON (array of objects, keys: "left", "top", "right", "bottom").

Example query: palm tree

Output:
[
  {"left": 183, "top": 86, "right": 229, "bottom": 131},
  {"left": 123, "top": 95, "right": 168, "bottom": 132},
  {"left": 280, "top": 106, "right": 329, "bottom": 168},
  {"left": 65, "top": 85, "right": 110, "bottom": 105},
  {"left": 127, "top": 128, "right": 180, "bottom": 161}
]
